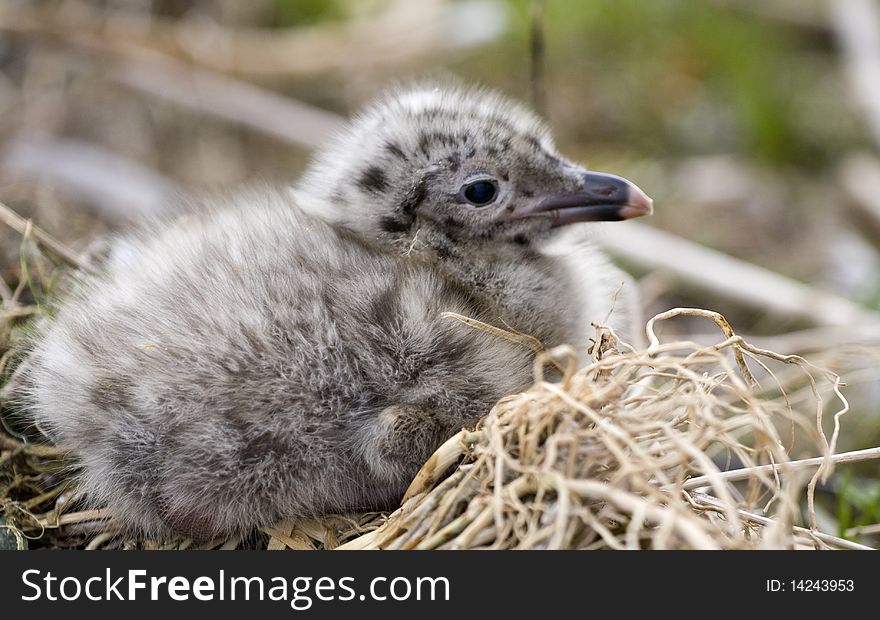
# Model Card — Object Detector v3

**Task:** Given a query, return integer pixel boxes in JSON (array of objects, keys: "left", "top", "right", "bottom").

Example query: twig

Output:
[
  {"left": 401, "top": 429, "right": 482, "bottom": 502},
  {"left": 0, "top": 305, "right": 38, "bottom": 320},
  {"left": 85, "top": 530, "right": 119, "bottom": 550},
  {"left": 0, "top": 433, "right": 68, "bottom": 458},
  {"left": 690, "top": 492, "right": 874, "bottom": 550},
  {"left": 559, "top": 478, "right": 720, "bottom": 549},
  {"left": 261, "top": 525, "right": 316, "bottom": 550},
  {"left": 334, "top": 522, "right": 389, "bottom": 551},
  {"left": 23, "top": 482, "right": 70, "bottom": 509},
  {"left": 38, "top": 509, "right": 111, "bottom": 528},
  {"left": 646, "top": 307, "right": 755, "bottom": 386},
  {"left": 441, "top": 312, "right": 546, "bottom": 354},
  {"left": 0, "top": 200, "right": 95, "bottom": 274},
  {"left": 0, "top": 276, "right": 13, "bottom": 304},
  {"left": 680, "top": 447, "right": 880, "bottom": 491}
]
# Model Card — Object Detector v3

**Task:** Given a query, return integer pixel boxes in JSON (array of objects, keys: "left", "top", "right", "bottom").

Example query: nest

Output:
[
  {"left": 323, "top": 310, "right": 861, "bottom": 550},
  {"left": 0, "top": 225, "right": 877, "bottom": 549}
]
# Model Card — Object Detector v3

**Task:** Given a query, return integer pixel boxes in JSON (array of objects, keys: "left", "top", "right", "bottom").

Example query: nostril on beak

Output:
[{"left": 580, "top": 171, "right": 652, "bottom": 217}]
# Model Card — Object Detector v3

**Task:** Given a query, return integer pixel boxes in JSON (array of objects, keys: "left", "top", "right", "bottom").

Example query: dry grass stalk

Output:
[{"left": 0, "top": 201, "right": 93, "bottom": 274}]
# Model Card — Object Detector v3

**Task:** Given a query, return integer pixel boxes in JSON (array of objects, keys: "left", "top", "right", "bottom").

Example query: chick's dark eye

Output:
[{"left": 462, "top": 180, "right": 498, "bottom": 206}]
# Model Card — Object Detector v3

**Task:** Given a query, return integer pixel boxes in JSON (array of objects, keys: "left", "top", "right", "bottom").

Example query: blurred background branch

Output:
[
  {"left": 829, "top": 0, "right": 880, "bottom": 149},
  {"left": 0, "top": 0, "right": 508, "bottom": 78},
  {"left": 529, "top": 0, "right": 546, "bottom": 117}
]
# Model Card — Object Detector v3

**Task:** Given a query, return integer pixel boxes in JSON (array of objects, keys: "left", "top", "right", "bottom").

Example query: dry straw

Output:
[{"left": 318, "top": 308, "right": 877, "bottom": 551}]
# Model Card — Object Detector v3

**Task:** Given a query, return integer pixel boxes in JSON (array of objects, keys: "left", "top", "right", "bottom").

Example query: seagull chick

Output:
[{"left": 12, "top": 85, "right": 652, "bottom": 539}]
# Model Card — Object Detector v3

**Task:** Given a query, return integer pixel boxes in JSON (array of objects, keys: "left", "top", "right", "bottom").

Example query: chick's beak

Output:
[{"left": 524, "top": 171, "right": 653, "bottom": 227}]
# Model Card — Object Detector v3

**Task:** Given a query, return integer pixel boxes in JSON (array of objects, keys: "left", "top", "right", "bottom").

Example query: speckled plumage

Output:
[{"left": 10, "top": 85, "right": 651, "bottom": 538}]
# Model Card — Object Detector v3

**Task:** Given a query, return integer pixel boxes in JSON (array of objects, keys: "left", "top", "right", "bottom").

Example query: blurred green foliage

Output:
[
  {"left": 461, "top": 0, "right": 867, "bottom": 168},
  {"left": 154, "top": 0, "right": 868, "bottom": 168},
  {"left": 270, "top": 0, "right": 345, "bottom": 27},
  {"left": 836, "top": 470, "right": 880, "bottom": 541}
]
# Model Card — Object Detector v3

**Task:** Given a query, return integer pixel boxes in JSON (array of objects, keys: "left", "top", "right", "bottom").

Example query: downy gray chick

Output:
[{"left": 12, "top": 85, "right": 652, "bottom": 539}]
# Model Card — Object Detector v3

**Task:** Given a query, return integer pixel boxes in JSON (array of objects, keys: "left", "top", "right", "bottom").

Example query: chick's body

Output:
[{"left": 16, "top": 86, "right": 652, "bottom": 538}]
